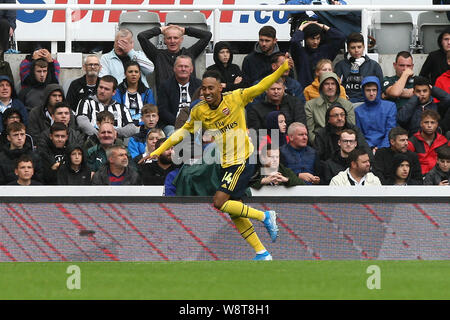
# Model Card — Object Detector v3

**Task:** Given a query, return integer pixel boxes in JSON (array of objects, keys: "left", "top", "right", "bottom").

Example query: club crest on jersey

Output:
[{"left": 222, "top": 107, "right": 230, "bottom": 116}]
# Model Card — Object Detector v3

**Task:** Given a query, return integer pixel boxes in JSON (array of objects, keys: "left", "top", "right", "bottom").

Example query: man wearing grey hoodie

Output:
[{"left": 304, "top": 71, "right": 354, "bottom": 143}]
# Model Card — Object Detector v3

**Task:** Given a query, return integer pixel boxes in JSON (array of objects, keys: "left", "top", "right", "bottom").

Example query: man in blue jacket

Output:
[
  {"left": 290, "top": 20, "right": 345, "bottom": 88},
  {"left": 355, "top": 76, "right": 397, "bottom": 152}
]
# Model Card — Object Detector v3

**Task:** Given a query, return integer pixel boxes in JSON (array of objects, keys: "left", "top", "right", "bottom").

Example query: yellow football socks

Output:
[
  {"left": 220, "top": 200, "right": 265, "bottom": 221},
  {"left": 231, "top": 217, "right": 265, "bottom": 253}
]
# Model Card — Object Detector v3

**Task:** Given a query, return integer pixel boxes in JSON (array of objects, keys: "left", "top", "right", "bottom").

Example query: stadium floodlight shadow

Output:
[{"left": 418, "top": 11, "right": 450, "bottom": 53}]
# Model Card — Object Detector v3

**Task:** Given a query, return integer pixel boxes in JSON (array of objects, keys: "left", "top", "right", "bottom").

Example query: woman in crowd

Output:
[{"left": 113, "top": 61, "right": 156, "bottom": 126}]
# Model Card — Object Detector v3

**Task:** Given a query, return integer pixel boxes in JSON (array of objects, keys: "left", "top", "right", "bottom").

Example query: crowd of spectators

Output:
[{"left": 0, "top": 14, "right": 449, "bottom": 190}]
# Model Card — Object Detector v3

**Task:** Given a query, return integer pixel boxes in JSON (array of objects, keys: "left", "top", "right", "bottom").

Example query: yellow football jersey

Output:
[{"left": 151, "top": 59, "right": 290, "bottom": 168}]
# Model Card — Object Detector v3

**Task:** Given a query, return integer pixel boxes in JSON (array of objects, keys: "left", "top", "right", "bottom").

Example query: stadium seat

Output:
[
  {"left": 370, "top": 11, "right": 414, "bottom": 54},
  {"left": 164, "top": 11, "right": 211, "bottom": 79},
  {"left": 417, "top": 11, "right": 449, "bottom": 53},
  {"left": 119, "top": 11, "right": 161, "bottom": 51}
]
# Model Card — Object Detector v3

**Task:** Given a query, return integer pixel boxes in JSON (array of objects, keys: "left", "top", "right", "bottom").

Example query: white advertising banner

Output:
[{"left": 14, "top": 0, "right": 432, "bottom": 42}]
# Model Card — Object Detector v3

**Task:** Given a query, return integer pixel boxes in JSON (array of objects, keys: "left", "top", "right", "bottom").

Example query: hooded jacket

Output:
[
  {"left": 0, "top": 108, "right": 34, "bottom": 149},
  {"left": 0, "top": 75, "right": 28, "bottom": 132},
  {"left": 397, "top": 86, "right": 450, "bottom": 136},
  {"left": 407, "top": 130, "right": 449, "bottom": 175},
  {"left": 38, "top": 134, "right": 67, "bottom": 185},
  {"left": 334, "top": 53, "right": 384, "bottom": 103},
  {"left": 27, "top": 83, "right": 76, "bottom": 142},
  {"left": 56, "top": 144, "right": 92, "bottom": 185},
  {"left": 206, "top": 41, "right": 245, "bottom": 92},
  {"left": 434, "top": 70, "right": 450, "bottom": 102},
  {"left": 242, "top": 42, "right": 281, "bottom": 86},
  {"left": 18, "top": 58, "right": 60, "bottom": 111},
  {"left": 385, "top": 153, "right": 413, "bottom": 185},
  {"left": 355, "top": 76, "right": 397, "bottom": 148},
  {"left": 303, "top": 76, "right": 347, "bottom": 101},
  {"left": 419, "top": 27, "right": 450, "bottom": 85},
  {"left": 424, "top": 162, "right": 450, "bottom": 185},
  {"left": 372, "top": 147, "right": 423, "bottom": 185},
  {"left": 314, "top": 105, "right": 372, "bottom": 161},
  {"left": 304, "top": 72, "right": 355, "bottom": 143},
  {"left": 290, "top": 26, "right": 345, "bottom": 88},
  {"left": 0, "top": 142, "right": 43, "bottom": 184}
]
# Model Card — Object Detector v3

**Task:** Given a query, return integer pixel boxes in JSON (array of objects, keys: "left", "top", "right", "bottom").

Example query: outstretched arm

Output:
[{"left": 242, "top": 57, "right": 290, "bottom": 104}]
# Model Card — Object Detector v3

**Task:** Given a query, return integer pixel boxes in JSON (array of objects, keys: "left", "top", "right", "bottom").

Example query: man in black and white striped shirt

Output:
[{"left": 76, "top": 75, "right": 138, "bottom": 139}]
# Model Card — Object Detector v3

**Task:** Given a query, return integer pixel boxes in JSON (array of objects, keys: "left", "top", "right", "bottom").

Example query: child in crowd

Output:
[
  {"left": 57, "top": 144, "right": 92, "bottom": 185},
  {"left": 8, "top": 154, "right": 41, "bottom": 185},
  {"left": 303, "top": 59, "right": 346, "bottom": 101},
  {"left": 424, "top": 145, "right": 450, "bottom": 185},
  {"left": 128, "top": 104, "right": 160, "bottom": 160},
  {"left": 135, "top": 128, "right": 165, "bottom": 165}
]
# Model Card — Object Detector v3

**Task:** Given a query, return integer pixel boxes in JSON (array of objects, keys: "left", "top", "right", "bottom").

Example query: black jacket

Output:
[
  {"left": 206, "top": 41, "right": 246, "bottom": 92},
  {"left": 321, "top": 149, "right": 349, "bottom": 185},
  {"left": 137, "top": 26, "right": 212, "bottom": 88},
  {"left": 157, "top": 75, "right": 202, "bottom": 127},
  {"left": 372, "top": 148, "right": 423, "bottom": 185},
  {"left": 27, "top": 84, "right": 76, "bottom": 143},
  {"left": 247, "top": 94, "right": 306, "bottom": 131},
  {"left": 419, "top": 27, "right": 450, "bottom": 85},
  {"left": 38, "top": 138, "right": 66, "bottom": 185},
  {"left": 314, "top": 108, "right": 372, "bottom": 162},
  {"left": 424, "top": 163, "right": 450, "bottom": 185},
  {"left": 56, "top": 144, "right": 91, "bottom": 185},
  {"left": 139, "top": 160, "right": 177, "bottom": 185},
  {"left": 66, "top": 75, "right": 99, "bottom": 112},
  {"left": 0, "top": 143, "right": 43, "bottom": 184},
  {"left": 242, "top": 42, "right": 281, "bottom": 86}
]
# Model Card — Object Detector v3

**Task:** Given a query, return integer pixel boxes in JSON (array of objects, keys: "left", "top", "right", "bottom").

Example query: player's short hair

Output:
[
  {"left": 15, "top": 154, "right": 33, "bottom": 169},
  {"left": 421, "top": 109, "right": 440, "bottom": 122},
  {"left": 413, "top": 76, "right": 431, "bottom": 88},
  {"left": 395, "top": 51, "right": 412, "bottom": 62},
  {"left": 287, "top": 122, "right": 306, "bottom": 136},
  {"left": 259, "top": 26, "right": 276, "bottom": 39},
  {"left": 34, "top": 58, "right": 48, "bottom": 69},
  {"left": 315, "top": 59, "right": 333, "bottom": 73},
  {"left": 116, "top": 28, "right": 132, "bottom": 38},
  {"left": 348, "top": 148, "right": 368, "bottom": 164},
  {"left": 142, "top": 104, "right": 159, "bottom": 115},
  {"left": 202, "top": 69, "right": 224, "bottom": 82},
  {"left": 340, "top": 128, "right": 357, "bottom": 139},
  {"left": 106, "top": 144, "right": 127, "bottom": 160},
  {"left": 437, "top": 145, "right": 450, "bottom": 160},
  {"left": 346, "top": 32, "right": 364, "bottom": 46},
  {"left": 174, "top": 55, "right": 193, "bottom": 67},
  {"left": 6, "top": 122, "right": 26, "bottom": 135},
  {"left": 50, "top": 122, "right": 68, "bottom": 134},
  {"left": 270, "top": 52, "right": 286, "bottom": 64},
  {"left": 124, "top": 60, "right": 141, "bottom": 72},
  {"left": 52, "top": 102, "right": 70, "bottom": 114},
  {"left": 97, "top": 110, "right": 115, "bottom": 123},
  {"left": 388, "top": 127, "right": 408, "bottom": 141},
  {"left": 100, "top": 75, "right": 118, "bottom": 91}
]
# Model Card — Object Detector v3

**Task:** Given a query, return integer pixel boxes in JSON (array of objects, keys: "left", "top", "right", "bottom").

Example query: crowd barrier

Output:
[{"left": 0, "top": 186, "right": 448, "bottom": 262}]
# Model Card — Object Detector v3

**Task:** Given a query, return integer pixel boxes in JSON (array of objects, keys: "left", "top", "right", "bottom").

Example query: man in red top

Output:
[{"left": 407, "top": 109, "right": 449, "bottom": 175}]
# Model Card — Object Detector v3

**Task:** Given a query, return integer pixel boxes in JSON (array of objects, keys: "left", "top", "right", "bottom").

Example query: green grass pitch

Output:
[{"left": 0, "top": 260, "right": 449, "bottom": 300}]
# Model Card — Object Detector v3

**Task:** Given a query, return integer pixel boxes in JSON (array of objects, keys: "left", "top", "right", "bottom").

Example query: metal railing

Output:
[{"left": 0, "top": 4, "right": 448, "bottom": 53}]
